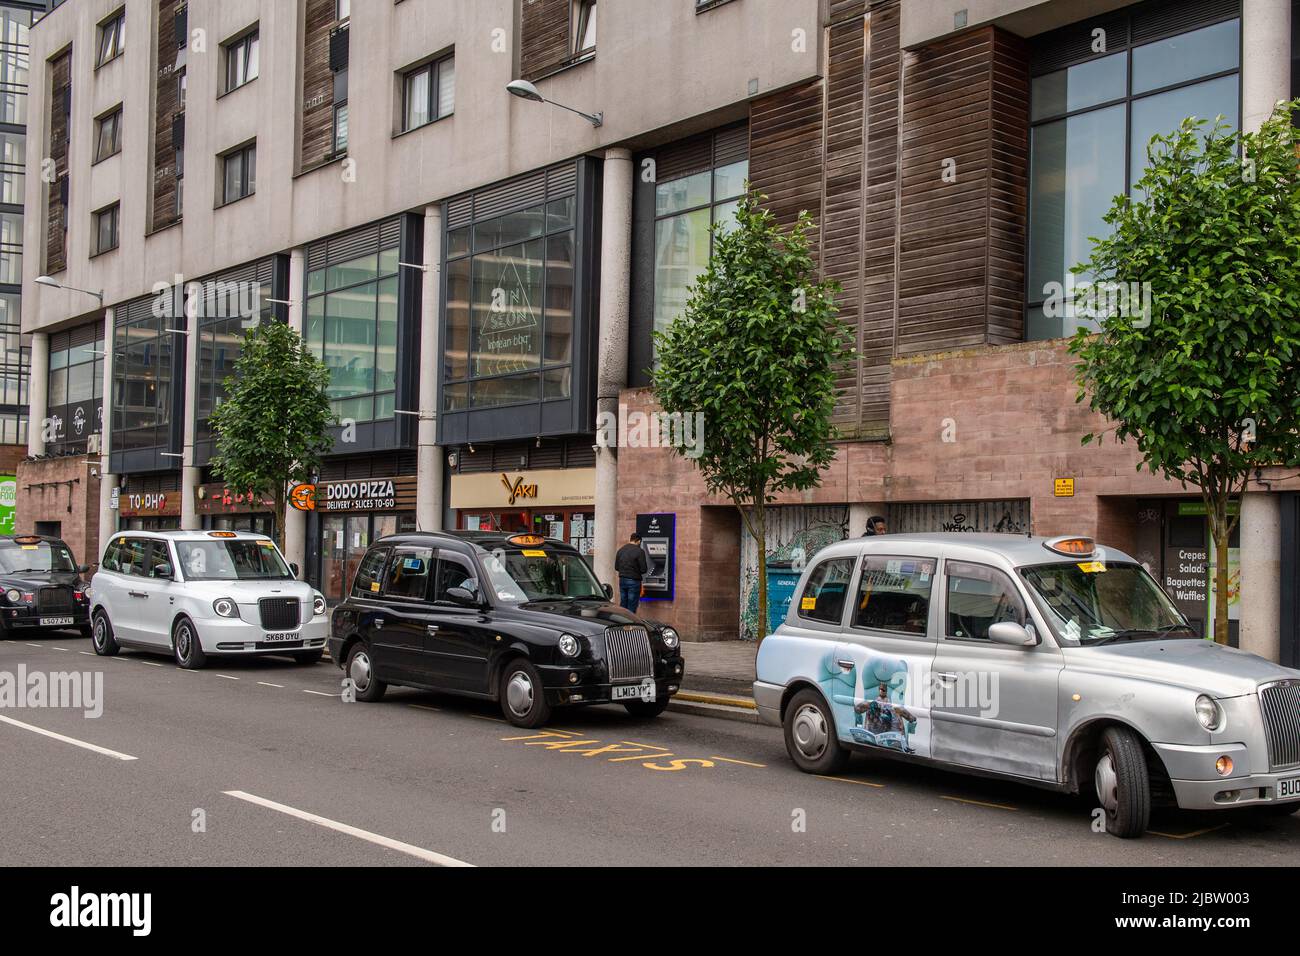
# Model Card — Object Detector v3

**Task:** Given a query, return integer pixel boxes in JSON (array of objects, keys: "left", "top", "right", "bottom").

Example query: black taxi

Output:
[
  {"left": 0, "top": 534, "right": 92, "bottom": 639},
  {"left": 329, "top": 532, "right": 685, "bottom": 727}
]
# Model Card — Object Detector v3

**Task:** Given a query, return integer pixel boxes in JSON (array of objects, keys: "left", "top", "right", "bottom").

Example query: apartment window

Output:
[
  {"left": 177, "top": 68, "right": 187, "bottom": 110},
  {"left": 401, "top": 53, "right": 454, "bottom": 132},
  {"left": 175, "top": 144, "right": 184, "bottom": 217},
  {"left": 572, "top": 0, "right": 597, "bottom": 57},
  {"left": 221, "top": 142, "right": 256, "bottom": 204},
  {"left": 0, "top": 131, "right": 23, "bottom": 204},
  {"left": 333, "top": 101, "right": 348, "bottom": 154},
  {"left": 96, "top": 10, "right": 125, "bottom": 67},
  {"left": 1026, "top": 8, "right": 1241, "bottom": 339},
  {"left": 0, "top": 8, "right": 32, "bottom": 125},
  {"left": 336, "top": 0, "right": 350, "bottom": 23},
  {"left": 92, "top": 203, "right": 119, "bottom": 256},
  {"left": 94, "top": 106, "right": 122, "bottom": 162},
  {"left": 0, "top": 211, "right": 20, "bottom": 283},
  {"left": 223, "top": 28, "right": 258, "bottom": 92}
]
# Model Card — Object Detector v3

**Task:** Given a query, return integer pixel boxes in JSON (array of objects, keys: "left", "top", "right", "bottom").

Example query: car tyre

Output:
[
  {"left": 1094, "top": 725, "right": 1151, "bottom": 838},
  {"left": 293, "top": 649, "right": 323, "bottom": 665},
  {"left": 90, "top": 611, "right": 120, "bottom": 657},
  {"left": 500, "top": 659, "right": 551, "bottom": 728},
  {"left": 783, "top": 688, "right": 850, "bottom": 775},
  {"left": 172, "top": 617, "right": 207, "bottom": 670},
  {"left": 346, "top": 642, "right": 386, "bottom": 702},
  {"left": 623, "top": 697, "right": 670, "bottom": 719}
]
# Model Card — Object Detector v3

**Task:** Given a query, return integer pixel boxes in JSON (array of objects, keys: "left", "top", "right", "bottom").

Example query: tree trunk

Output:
[
  {"left": 755, "top": 502, "right": 768, "bottom": 644},
  {"left": 274, "top": 486, "right": 287, "bottom": 556},
  {"left": 1212, "top": 517, "right": 1230, "bottom": 647}
]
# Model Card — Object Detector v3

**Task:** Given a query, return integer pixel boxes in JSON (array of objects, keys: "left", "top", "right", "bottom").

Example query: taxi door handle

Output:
[
  {"left": 837, "top": 660, "right": 854, "bottom": 671},
  {"left": 426, "top": 624, "right": 440, "bottom": 634},
  {"left": 128, "top": 590, "right": 148, "bottom": 598},
  {"left": 934, "top": 672, "right": 958, "bottom": 683}
]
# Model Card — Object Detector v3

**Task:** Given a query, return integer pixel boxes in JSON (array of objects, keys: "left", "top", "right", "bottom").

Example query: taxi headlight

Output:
[
  {"left": 660, "top": 626, "right": 680, "bottom": 649},
  {"left": 558, "top": 633, "right": 580, "bottom": 658},
  {"left": 213, "top": 597, "right": 240, "bottom": 619},
  {"left": 1195, "top": 694, "right": 1224, "bottom": 732},
  {"left": 313, "top": 594, "right": 327, "bottom": 617},
  {"left": 5, "top": 588, "right": 19, "bottom": 603}
]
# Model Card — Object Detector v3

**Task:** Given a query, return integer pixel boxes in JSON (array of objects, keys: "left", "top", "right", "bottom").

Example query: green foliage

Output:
[
  {"left": 1070, "top": 102, "right": 1300, "bottom": 642},
  {"left": 652, "top": 191, "right": 848, "bottom": 639},
  {"left": 209, "top": 321, "right": 335, "bottom": 547}
]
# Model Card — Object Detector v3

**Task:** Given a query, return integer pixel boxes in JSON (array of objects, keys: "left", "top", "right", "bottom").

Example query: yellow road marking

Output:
[
  {"left": 820, "top": 775, "right": 885, "bottom": 789},
  {"left": 1150, "top": 823, "right": 1229, "bottom": 840},
  {"left": 467, "top": 713, "right": 507, "bottom": 724},
  {"left": 608, "top": 752, "right": 674, "bottom": 762},
  {"left": 541, "top": 727, "right": 580, "bottom": 737},
  {"left": 621, "top": 740, "right": 669, "bottom": 751},
  {"left": 940, "top": 795, "right": 1018, "bottom": 811},
  {"left": 709, "top": 755, "right": 766, "bottom": 769}
]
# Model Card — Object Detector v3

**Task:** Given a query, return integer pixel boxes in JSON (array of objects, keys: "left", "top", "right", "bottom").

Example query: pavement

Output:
[{"left": 3, "top": 630, "right": 1299, "bottom": 867}]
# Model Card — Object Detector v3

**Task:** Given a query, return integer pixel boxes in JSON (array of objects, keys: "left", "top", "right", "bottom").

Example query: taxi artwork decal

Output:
[{"left": 822, "top": 647, "right": 930, "bottom": 758}]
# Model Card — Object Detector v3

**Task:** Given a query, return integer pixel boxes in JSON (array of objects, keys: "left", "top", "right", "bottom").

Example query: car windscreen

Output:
[
  {"left": 480, "top": 547, "right": 605, "bottom": 603},
  {"left": 0, "top": 542, "right": 77, "bottom": 574},
  {"left": 175, "top": 539, "right": 292, "bottom": 581},
  {"left": 1019, "top": 561, "right": 1195, "bottom": 645}
]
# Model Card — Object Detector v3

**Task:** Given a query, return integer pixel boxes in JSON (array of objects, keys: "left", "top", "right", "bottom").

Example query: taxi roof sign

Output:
[
  {"left": 11, "top": 535, "right": 41, "bottom": 545},
  {"left": 1045, "top": 536, "right": 1095, "bottom": 557},
  {"left": 207, "top": 531, "right": 238, "bottom": 538},
  {"left": 507, "top": 534, "right": 547, "bottom": 547}
]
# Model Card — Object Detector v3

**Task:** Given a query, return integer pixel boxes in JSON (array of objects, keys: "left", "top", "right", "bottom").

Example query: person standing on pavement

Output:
[{"left": 614, "top": 533, "right": 649, "bottom": 613}]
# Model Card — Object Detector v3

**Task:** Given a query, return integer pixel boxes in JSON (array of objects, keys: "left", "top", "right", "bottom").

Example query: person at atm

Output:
[{"left": 614, "top": 533, "right": 650, "bottom": 613}]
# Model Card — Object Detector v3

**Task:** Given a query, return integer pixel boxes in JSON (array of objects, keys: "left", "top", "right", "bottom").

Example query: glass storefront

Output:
[
  {"left": 318, "top": 511, "right": 415, "bottom": 603},
  {"left": 459, "top": 508, "right": 595, "bottom": 555},
  {"left": 45, "top": 323, "right": 103, "bottom": 455}
]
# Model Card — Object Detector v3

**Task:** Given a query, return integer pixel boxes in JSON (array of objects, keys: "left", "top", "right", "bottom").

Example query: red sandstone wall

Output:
[{"left": 14, "top": 457, "right": 102, "bottom": 568}]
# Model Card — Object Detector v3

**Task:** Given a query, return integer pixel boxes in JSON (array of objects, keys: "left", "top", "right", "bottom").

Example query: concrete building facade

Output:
[{"left": 14, "top": 0, "right": 1300, "bottom": 664}]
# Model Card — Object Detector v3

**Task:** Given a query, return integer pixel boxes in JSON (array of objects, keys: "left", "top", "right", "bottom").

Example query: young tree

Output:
[
  {"left": 209, "top": 321, "right": 335, "bottom": 553},
  {"left": 652, "top": 192, "right": 847, "bottom": 642},
  {"left": 1071, "top": 102, "right": 1300, "bottom": 645}
]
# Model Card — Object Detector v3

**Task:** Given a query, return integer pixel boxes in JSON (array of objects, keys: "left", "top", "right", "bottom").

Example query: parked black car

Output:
[
  {"left": 0, "top": 535, "right": 92, "bottom": 639},
  {"left": 329, "top": 532, "right": 686, "bottom": 727}
]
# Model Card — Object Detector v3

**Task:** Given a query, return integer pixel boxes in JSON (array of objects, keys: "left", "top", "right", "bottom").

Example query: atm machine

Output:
[{"left": 635, "top": 513, "right": 676, "bottom": 601}]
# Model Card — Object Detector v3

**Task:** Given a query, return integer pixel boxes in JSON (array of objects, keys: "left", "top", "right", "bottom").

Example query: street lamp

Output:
[
  {"left": 506, "top": 79, "right": 603, "bottom": 127},
  {"left": 35, "top": 275, "right": 104, "bottom": 304}
]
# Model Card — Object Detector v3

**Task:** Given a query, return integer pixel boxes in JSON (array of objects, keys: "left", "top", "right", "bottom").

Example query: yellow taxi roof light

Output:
[
  {"left": 207, "top": 531, "right": 238, "bottom": 538},
  {"left": 1045, "top": 536, "right": 1095, "bottom": 557},
  {"left": 507, "top": 534, "right": 547, "bottom": 547}
]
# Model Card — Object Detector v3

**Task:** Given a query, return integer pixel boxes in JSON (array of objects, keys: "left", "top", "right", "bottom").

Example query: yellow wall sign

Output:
[{"left": 1054, "top": 478, "right": 1075, "bottom": 498}]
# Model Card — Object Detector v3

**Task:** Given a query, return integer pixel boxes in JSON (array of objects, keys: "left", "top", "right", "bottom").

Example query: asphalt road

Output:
[{"left": 3, "top": 631, "right": 1299, "bottom": 867}]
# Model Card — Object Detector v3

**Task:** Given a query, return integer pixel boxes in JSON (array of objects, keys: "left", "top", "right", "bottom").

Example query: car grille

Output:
[
  {"left": 37, "top": 587, "right": 74, "bottom": 612},
  {"left": 258, "top": 597, "right": 301, "bottom": 631},
  {"left": 604, "top": 626, "right": 654, "bottom": 682},
  {"left": 1260, "top": 680, "right": 1300, "bottom": 771}
]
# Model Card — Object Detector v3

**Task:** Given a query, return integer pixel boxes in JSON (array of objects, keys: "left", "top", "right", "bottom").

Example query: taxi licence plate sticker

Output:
[
  {"left": 800, "top": 596, "right": 816, "bottom": 610},
  {"left": 1077, "top": 561, "right": 1107, "bottom": 573},
  {"left": 522, "top": 550, "right": 547, "bottom": 557},
  {"left": 1279, "top": 777, "right": 1300, "bottom": 799},
  {"left": 40, "top": 616, "right": 74, "bottom": 626}
]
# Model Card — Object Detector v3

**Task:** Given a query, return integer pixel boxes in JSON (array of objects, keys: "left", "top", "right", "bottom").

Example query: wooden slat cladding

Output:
[
  {"left": 44, "top": 48, "right": 71, "bottom": 274},
  {"left": 895, "top": 26, "right": 1029, "bottom": 356},
  {"left": 300, "top": 0, "right": 337, "bottom": 173},
  {"left": 151, "top": 0, "right": 183, "bottom": 233},
  {"left": 519, "top": 0, "right": 572, "bottom": 81},
  {"left": 749, "top": 82, "right": 823, "bottom": 233}
]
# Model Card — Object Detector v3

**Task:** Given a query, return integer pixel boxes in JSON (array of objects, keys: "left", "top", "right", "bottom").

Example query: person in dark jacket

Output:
[
  {"left": 862, "top": 515, "right": 887, "bottom": 537},
  {"left": 614, "top": 533, "right": 649, "bottom": 613}
]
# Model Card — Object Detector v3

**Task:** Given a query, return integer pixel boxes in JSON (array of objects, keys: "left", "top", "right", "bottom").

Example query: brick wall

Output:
[{"left": 14, "top": 457, "right": 102, "bottom": 568}]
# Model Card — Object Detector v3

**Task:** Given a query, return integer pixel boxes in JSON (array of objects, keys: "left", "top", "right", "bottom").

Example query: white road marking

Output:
[
  {"left": 216, "top": 675, "right": 240, "bottom": 681},
  {"left": 0, "top": 714, "right": 138, "bottom": 761},
  {"left": 24, "top": 643, "right": 40, "bottom": 647},
  {"left": 78, "top": 651, "right": 95, "bottom": 656},
  {"left": 137, "top": 660, "right": 164, "bottom": 667},
  {"left": 256, "top": 681, "right": 284, "bottom": 688},
  {"left": 303, "top": 690, "right": 336, "bottom": 697},
  {"left": 222, "top": 791, "right": 473, "bottom": 867},
  {"left": 52, "top": 646, "right": 69, "bottom": 651}
]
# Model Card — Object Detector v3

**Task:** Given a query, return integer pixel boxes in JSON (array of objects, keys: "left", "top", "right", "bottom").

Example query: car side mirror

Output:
[
  {"left": 77, "top": 564, "right": 90, "bottom": 574},
  {"left": 152, "top": 563, "right": 174, "bottom": 580},
  {"left": 988, "top": 621, "right": 1036, "bottom": 647},
  {"left": 603, "top": 583, "right": 614, "bottom": 600},
  {"left": 290, "top": 562, "right": 300, "bottom": 579},
  {"left": 445, "top": 585, "right": 480, "bottom": 607}
]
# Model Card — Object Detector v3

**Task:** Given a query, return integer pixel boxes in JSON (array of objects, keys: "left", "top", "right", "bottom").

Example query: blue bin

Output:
[{"left": 765, "top": 565, "right": 804, "bottom": 635}]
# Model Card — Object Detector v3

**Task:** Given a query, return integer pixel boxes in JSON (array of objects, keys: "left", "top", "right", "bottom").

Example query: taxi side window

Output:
[
  {"left": 101, "top": 539, "right": 122, "bottom": 573},
  {"left": 383, "top": 547, "right": 433, "bottom": 601},
  {"left": 117, "top": 538, "right": 150, "bottom": 577},
  {"left": 798, "top": 557, "right": 855, "bottom": 625},
  {"left": 434, "top": 554, "right": 480, "bottom": 603},
  {"left": 351, "top": 547, "right": 391, "bottom": 598},
  {"left": 945, "top": 561, "right": 1026, "bottom": 641},
  {"left": 852, "top": 556, "right": 934, "bottom": 635}
]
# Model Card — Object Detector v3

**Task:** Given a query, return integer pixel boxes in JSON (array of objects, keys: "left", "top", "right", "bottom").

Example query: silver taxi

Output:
[{"left": 754, "top": 533, "right": 1300, "bottom": 837}]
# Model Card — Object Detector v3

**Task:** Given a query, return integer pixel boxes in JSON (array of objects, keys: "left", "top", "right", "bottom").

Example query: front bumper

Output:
[
  {"left": 197, "top": 615, "right": 329, "bottom": 655},
  {"left": 537, "top": 656, "right": 685, "bottom": 707},
  {"left": 1155, "top": 741, "right": 1300, "bottom": 810},
  {"left": 0, "top": 606, "right": 90, "bottom": 631}
]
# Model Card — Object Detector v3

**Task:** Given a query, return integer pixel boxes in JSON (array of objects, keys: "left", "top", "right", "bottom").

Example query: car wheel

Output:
[
  {"left": 293, "top": 649, "right": 323, "bottom": 665},
  {"left": 500, "top": 659, "right": 551, "bottom": 728},
  {"left": 623, "top": 698, "right": 670, "bottom": 719},
  {"left": 346, "top": 642, "right": 386, "bottom": 702},
  {"left": 91, "top": 611, "right": 120, "bottom": 657},
  {"left": 1094, "top": 726, "right": 1151, "bottom": 838},
  {"left": 783, "top": 688, "right": 849, "bottom": 774},
  {"left": 172, "top": 618, "right": 207, "bottom": 670}
]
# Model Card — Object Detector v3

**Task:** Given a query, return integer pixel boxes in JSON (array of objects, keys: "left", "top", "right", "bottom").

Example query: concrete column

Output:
[
  {"left": 283, "top": 247, "right": 308, "bottom": 575},
  {"left": 97, "top": 309, "right": 117, "bottom": 559},
  {"left": 1239, "top": 490, "right": 1282, "bottom": 662},
  {"left": 1242, "top": 0, "right": 1291, "bottom": 133},
  {"left": 416, "top": 204, "right": 444, "bottom": 532},
  {"left": 594, "top": 147, "right": 633, "bottom": 587},
  {"left": 180, "top": 285, "right": 200, "bottom": 530},
  {"left": 27, "top": 332, "right": 49, "bottom": 457}
]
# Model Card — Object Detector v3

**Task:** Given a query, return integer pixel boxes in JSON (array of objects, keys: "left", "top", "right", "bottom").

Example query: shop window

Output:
[
  {"left": 798, "top": 557, "right": 855, "bottom": 625},
  {"left": 1026, "top": 10, "right": 1241, "bottom": 339},
  {"left": 851, "top": 556, "right": 934, "bottom": 635}
]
